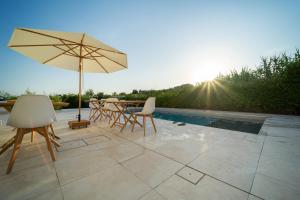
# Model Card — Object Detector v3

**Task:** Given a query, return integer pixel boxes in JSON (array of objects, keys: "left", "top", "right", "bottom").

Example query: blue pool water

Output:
[{"left": 153, "top": 111, "right": 263, "bottom": 134}]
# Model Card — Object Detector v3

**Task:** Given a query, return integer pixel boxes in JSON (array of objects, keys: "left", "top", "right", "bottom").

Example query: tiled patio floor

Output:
[{"left": 0, "top": 109, "right": 299, "bottom": 200}]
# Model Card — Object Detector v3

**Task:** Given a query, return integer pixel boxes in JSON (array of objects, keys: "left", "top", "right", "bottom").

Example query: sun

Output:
[{"left": 191, "top": 66, "right": 220, "bottom": 83}]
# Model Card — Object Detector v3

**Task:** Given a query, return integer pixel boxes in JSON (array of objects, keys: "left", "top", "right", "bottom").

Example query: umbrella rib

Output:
[
  {"left": 85, "top": 46, "right": 127, "bottom": 69},
  {"left": 43, "top": 45, "right": 79, "bottom": 64},
  {"left": 9, "top": 43, "right": 77, "bottom": 47},
  {"left": 84, "top": 45, "right": 126, "bottom": 55},
  {"left": 60, "top": 39, "right": 80, "bottom": 57},
  {"left": 82, "top": 46, "right": 109, "bottom": 73},
  {"left": 53, "top": 45, "right": 93, "bottom": 59},
  {"left": 52, "top": 45, "right": 78, "bottom": 56},
  {"left": 17, "top": 28, "right": 126, "bottom": 55},
  {"left": 18, "top": 28, "right": 79, "bottom": 46},
  {"left": 82, "top": 47, "right": 101, "bottom": 57}
]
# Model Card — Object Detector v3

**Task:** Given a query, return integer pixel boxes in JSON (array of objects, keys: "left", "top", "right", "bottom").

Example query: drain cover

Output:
[{"left": 176, "top": 167, "right": 204, "bottom": 184}]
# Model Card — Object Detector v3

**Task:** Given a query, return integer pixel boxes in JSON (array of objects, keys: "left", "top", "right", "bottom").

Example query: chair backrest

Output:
[
  {"left": 89, "top": 98, "right": 99, "bottom": 109},
  {"left": 103, "top": 98, "right": 119, "bottom": 110},
  {"left": 142, "top": 97, "right": 156, "bottom": 115},
  {"left": 7, "top": 95, "right": 56, "bottom": 128}
]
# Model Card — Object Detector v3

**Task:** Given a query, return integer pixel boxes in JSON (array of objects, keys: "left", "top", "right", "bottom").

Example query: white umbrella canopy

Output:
[{"left": 8, "top": 28, "right": 127, "bottom": 121}]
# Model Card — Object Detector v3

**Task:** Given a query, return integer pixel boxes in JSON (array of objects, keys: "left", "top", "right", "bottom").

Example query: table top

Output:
[
  {"left": 0, "top": 101, "right": 15, "bottom": 106},
  {"left": 104, "top": 100, "right": 145, "bottom": 104}
]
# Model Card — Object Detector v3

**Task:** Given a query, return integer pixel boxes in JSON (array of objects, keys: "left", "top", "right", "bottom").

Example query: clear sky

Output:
[{"left": 1, "top": 0, "right": 300, "bottom": 95}]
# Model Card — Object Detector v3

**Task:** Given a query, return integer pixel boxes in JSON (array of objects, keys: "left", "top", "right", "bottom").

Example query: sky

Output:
[{"left": 1, "top": 0, "right": 300, "bottom": 95}]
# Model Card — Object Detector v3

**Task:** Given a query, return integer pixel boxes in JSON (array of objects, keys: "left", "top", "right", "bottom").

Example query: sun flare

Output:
[{"left": 191, "top": 66, "right": 220, "bottom": 83}]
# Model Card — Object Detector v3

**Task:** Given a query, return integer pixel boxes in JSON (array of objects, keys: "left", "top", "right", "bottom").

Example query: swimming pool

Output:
[{"left": 153, "top": 111, "right": 263, "bottom": 134}]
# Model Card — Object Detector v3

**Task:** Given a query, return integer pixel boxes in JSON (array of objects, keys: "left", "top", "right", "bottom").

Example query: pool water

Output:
[{"left": 153, "top": 111, "right": 263, "bottom": 134}]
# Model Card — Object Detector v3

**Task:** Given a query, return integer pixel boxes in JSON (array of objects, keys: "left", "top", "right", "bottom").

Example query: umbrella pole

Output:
[{"left": 78, "top": 56, "right": 82, "bottom": 122}]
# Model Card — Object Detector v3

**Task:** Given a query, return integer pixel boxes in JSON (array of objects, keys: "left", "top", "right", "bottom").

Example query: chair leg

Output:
[
  {"left": 89, "top": 109, "right": 92, "bottom": 120},
  {"left": 121, "top": 113, "right": 132, "bottom": 132},
  {"left": 131, "top": 115, "right": 137, "bottom": 132},
  {"left": 43, "top": 127, "right": 56, "bottom": 161},
  {"left": 89, "top": 109, "right": 96, "bottom": 121},
  {"left": 6, "top": 129, "right": 24, "bottom": 174},
  {"left": 143, "top": 116, "right": 146, "bottom": 136},
  {"left": 109, "top": 111, "right": 113, "bottom": 124},
  {"left": 31, "top": 129, "right": 34, "bottom": 142},
  {"left": 0, "top": 135, "right": 16, "bottom": 155},
  {"left": 50, "top": 124, "right": 60, "bottom": 139},
  {"left": 150, "top": 115, "right": 157, "bottom": 133}
]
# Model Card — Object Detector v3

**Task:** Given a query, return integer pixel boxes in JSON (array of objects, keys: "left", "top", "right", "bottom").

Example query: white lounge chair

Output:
[
  {"left": 5, "top": 95, "right": 60, "bottom": 174},
  {"left": 131, "top": 97, "right": 157, "bottom": 135}
]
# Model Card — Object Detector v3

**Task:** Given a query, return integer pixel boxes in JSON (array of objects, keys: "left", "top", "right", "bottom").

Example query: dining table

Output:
[
  {"left": 104, "top": 100, "right": 145, "bottom": 132},
  {"left": 0, "top": 101, "right": 15, "bottom": 112}
]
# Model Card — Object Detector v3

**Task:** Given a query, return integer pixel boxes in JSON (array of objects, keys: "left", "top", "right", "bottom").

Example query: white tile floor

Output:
[{"left": 0, "top": 108, "right": 300, "bottom": 200}]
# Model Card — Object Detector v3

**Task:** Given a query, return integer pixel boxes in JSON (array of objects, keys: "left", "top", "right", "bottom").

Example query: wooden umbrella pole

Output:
[
  {"left": 78, "top": 34, "right": 85, "bottom": 121},
  {"left": 78, "top": 56, "right": 82, "bottom": 121}
]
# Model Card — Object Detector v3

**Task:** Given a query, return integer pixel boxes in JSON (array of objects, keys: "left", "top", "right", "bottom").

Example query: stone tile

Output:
[
  {"left": 154, "top": 140, "right": 209, "bottom": 164},
  {"left": 55, "top": 145, "right": 88, "bottom": 160},
  {"left": 188, "top": 145, "right": 260, "bottom": 192},
  {"left": 251, "top": 172, "right": 300, "bottom": 200},
  {"left": 139, "top": 190, "right": 165, "bottom": 200},
  {"left": 215, "top": 136, "right": 263, "bottom": 155},
  {"left": 0, "top": 164, "right": 59, "bottom": 200},
  {"left": 134, "top": 134, "right": 168, "bottom": 150},
  {"left": 256, "top": 155, "right": 300, "bottom": 189},
  {"left": 156, "top": 175, "right": 248, "bottom": 200},
  {"left": 81, "top": 133, "right": 127, "bottom": 151},
  {"left": 55, "top": 150, "right": 118, "bottom": 185},
  {"left": 261, "top": 136, "right": 300, "bottom": 161},
  {"left": 0, "top": 151, "right": 54, "bottom": 176},
  {"left": 83, "top": 134, "right": 111, "bottom": 145},
  {"left": 57, "top": 139, "right": 87, "bottom": 152},
  {"left": 247, "top": 194, "right": 263, "bottom": 200},
  {"left": 62, "top": 164, "right": 151, "bottom": 200},
  {"left": 101, "top": 142, "right": 145, "bottom": 163},
  {"left": 261, "top": 126, "right": 300, "bottom": 138},
  {"left": 122, "top": 150, "right": 183, "bottom": 188},
  {"left": 176, "top": 166, "right": 204, "bottom": 184},
  {"left": 31, "top": 187, "right": 63, "bottom": 200},
  {"left": 0, "top": 140, "right": 49, "bottom": 162}
]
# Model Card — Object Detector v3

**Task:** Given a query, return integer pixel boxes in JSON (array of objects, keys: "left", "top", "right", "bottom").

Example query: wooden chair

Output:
[
  {"left": 131, "top": 97, "right": 157, "bottom": 135},
  {"left": 102, "top": 98, "right": 123, "bottom": 125},
  {"left": 88, "top": 98, "right": 103, "bottom": 121},
  {"left": 5, "top": 95, "right": 60, "bottom": 174}
]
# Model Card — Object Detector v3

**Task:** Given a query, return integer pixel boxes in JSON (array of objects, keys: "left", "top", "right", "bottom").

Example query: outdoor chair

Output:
[
  {"left": 5, "top": 95, "right": 60, "bottom": 174},
  {"left": 131, "top": 97, "right": 157, "bottom": 135},
  {"left": 89, "top": 98, "right": 103, "bottom": 121},
  {"left": 102, "top": 98, "right": 122, "bottom": 124}
]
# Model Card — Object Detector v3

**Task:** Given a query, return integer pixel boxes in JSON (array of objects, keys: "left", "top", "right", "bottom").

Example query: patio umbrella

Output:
[{"left": 8, "top": 28, "right": 127, "bottom": 122}]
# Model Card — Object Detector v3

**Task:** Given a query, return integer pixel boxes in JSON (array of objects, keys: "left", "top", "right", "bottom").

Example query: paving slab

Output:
[
  {"left": 156, "top": 175, "right": 248, "bottom": 200},
  {"left": 122, "top": 150, "right": 183, "bottom": 188},
  {"left": 62, "top": 164, "right": 151, "bottom": 200}
]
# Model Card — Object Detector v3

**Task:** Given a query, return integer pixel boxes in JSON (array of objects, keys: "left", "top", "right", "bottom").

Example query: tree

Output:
[
  {"left": 24, "top": 88, "right": 35, "bottom": 95},
  {"left": 96, "top": 92, "right": 104, "bottom": 99},
  {"left": 85, "top": 89, "right": 94, "bottom": 97},
  {"left": 132, "top": 89, "right": 138, "bottom": 94},
  {"left": 0, "top": 91, "right": 11, "bottom": 99}
]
